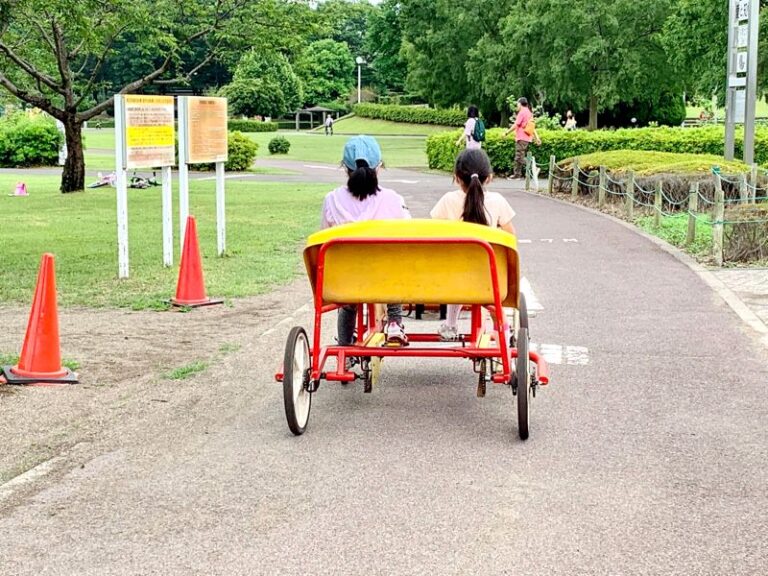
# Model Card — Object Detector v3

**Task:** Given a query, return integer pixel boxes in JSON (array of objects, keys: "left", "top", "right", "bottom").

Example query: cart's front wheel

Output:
[
  {"left": 515, "top": 326, "right": 530, "bottom": 440},
  {"left": 283, "top": 326, "right": 312, "bottom": 435}
]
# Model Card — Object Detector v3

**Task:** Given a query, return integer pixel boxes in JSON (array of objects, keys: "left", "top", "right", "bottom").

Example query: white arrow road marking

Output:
[{"left": 530, "top": 343, "right": 591, "bottom": 366}]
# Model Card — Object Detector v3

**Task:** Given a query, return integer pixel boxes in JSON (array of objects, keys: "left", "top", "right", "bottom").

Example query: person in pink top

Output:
[
  {"left": 321, "top": 135, "right": 410, "bottom": 347},
  {"left": 503, "top": 97, "right": 537, "bottom": 178}
]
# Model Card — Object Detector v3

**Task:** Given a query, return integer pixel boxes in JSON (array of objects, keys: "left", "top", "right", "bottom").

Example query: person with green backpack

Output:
[{"left": 455, "top": 105, "right": 485, "bottom": 149}]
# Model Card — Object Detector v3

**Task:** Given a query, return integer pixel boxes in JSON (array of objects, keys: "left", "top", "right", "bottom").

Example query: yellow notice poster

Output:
[
  {"left": 123, "top": 95, "right": 175, "bottom": 169},
  {"left": 186, "top": 97, "right": 228, "bottom": 164}
]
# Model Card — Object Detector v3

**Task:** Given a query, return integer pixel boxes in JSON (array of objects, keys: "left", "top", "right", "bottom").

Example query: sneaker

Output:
[
  {"left": 385, "top": 321, "right": 408, "bottom": 346},
  {"left": 438, "top": 323, "right": 459, "bottom": 342}
]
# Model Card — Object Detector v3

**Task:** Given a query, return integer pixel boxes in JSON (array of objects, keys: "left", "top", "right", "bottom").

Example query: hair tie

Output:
[{"left": 470, "top": 173, "right": 480, "bottom": 180}]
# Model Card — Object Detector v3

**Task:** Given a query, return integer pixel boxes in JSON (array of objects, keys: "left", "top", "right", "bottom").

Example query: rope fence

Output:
[{"left": 525, "top": 153, "right": 768, "bottom": 266}]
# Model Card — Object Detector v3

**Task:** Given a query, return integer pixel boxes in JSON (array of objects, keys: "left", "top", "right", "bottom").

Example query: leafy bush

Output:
[
  {"left": 189, "top": 131, "right": 258, "bottom": 171},
  {"left": 426, "top": 126, "right": 768, "bottom": 173},
  {"left": 354, "top": 103, "right": 466, "bottom": 126},
  {"left": 268, "top": 136, "right": 291, "bottom": 154},
  {"left": 0, "top": 113, "right": 62, "bottom": 167},
  {"left": 228, "top": 120, "right": 279, "bottom": 132}
]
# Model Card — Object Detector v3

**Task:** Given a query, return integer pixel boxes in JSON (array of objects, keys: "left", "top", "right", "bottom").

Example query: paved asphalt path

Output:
[{"left": 1, "top": 160, "right": 767, "bottom": 575}]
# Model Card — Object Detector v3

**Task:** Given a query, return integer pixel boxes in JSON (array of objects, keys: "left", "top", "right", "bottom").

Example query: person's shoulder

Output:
[
  {"left": 486, "top": 191, "right": 513, "bottom": 205},
  {"left": 325, "top": 185, "right": 347, "bottom": 199}
]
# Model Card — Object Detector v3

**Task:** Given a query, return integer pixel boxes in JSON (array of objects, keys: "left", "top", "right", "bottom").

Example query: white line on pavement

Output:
[
  {"left": 304, "top": 164, "right": 341, "bottom": 171},
  {"left": 531, "top": 343, "right": 590, "bottom": 366},
  {"left": 381, "top": 179, "right": 419, "bottom": 184},
  {"left": 520, "top": 277, "right": 544, "bottom": 311}
]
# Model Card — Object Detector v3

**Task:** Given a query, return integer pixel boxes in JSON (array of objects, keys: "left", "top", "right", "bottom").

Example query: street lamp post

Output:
[{"left": 355, "top": 56, "right": 365, "bottom": 104}]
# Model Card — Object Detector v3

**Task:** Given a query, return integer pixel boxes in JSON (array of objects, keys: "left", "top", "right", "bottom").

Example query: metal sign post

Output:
[
  {"left": 114, "top": 94, "right": 176, "bottom": 278},
  {"left": 725, "top": 0, "right": 760, "bottom": 163},
  {"left": 178, "top": 96, "right": 191, "bottom": 251},
  {"left": 114, "top": 95, "right": 130, "bottom": 279},
  {"left": 179, "top": 96, "right": 229, "bottom": 256}
]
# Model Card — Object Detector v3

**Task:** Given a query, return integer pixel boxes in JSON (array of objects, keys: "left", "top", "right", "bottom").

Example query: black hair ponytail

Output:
[
  {"left": 454, "top": 149, "right": 492, "bottom": 226},
  {"left": 347, "top": 159, "right": 380, "bottom": 200}
]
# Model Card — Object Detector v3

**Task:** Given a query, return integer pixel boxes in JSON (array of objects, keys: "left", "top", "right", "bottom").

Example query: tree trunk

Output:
[
  {"left": 588, "top": 94, "right": 598, "bottom": 130},
  {"left": 60, "top": 117, "right": 85, "bottom": 193}
]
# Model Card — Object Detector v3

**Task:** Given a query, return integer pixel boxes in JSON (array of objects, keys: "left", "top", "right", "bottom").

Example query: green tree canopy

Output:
[
  {"left": 298, "top": 39, "right": 355, "bottom": 105},
  {"left": 0, "top": 0, "right": 311, "bottom": 191},
  {"left": 221, "top": 50, "right": 303, "bottom": 118},
  {"left": 364, "top": 0, "right": 408, "bottom": 93}
]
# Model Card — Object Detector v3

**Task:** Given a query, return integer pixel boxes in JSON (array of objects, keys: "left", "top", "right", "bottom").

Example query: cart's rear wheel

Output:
[
  {"left": 510, "top": 292, "right": 529, "bottom": 348},
  {"left": 283, "top": 326, "right": 312, "bottom": 435},
  {"left": 515, "top": 326, "right": 530, "bottom": 441}
]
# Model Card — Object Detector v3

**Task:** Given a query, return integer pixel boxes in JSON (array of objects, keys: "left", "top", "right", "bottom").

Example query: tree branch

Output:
[
  {"left": 79, "top": 56, "right": 174, "bottom": 120},
  {"left": 51, "top": 18, "right": 74, "bottom": 108},
  {"left": 0, "top": 40, "right": 66, "bottom": 95},
  {"left": 0, "top": 73, "right": 63, "bottom": 120}
]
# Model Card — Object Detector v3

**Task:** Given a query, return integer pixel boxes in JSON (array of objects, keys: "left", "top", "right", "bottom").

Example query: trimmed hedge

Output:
[
  {"left": 268, "top": 136, "right": 290, "bottom": 154},
  {"left": 353, "top": 103, "right": 466, "bottom": 127},
  {"left": 426, "top": 126, "right": 768, "bottom": 173},
  {"left": 0, "top": 113, "right": 62, "bottom": 167},
  {"left": 228, "top": 119, "right": 279, "bottom": 132}
]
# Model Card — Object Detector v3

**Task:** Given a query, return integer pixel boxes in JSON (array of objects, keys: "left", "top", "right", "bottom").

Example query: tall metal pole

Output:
[
  {"left": 357, "top": 64, "right": 362, "bottom": 104},
  {"left": 744, "top": 0, "right": 760, "bottom": 164},
  {"left": 725, "top": 0, "right": 737, "bottom": 160}
]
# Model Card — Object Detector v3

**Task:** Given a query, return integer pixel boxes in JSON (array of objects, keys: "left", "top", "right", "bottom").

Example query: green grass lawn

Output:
[
  {"left": 83, "top": 127, "right": 431, "bottom": 169},
  {"left": 248, "top": 132, "right": 429, "bottom": 168},
  {"left": 320, "top": 116, "right": 453, "bottom": 136},
  {"left": 636, "top": 213, "right": 713, "bottom": 258},
  {"left": 686, "top": 100, "right": 768, "bottom": 119},
  {"left": 0, "top": 174, "right": 326, "bottom": 309}
]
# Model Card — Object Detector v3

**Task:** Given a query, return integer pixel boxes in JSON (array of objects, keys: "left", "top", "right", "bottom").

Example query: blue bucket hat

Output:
[{"left": 342, "top": 135, "right": 382, "bottom": 171}]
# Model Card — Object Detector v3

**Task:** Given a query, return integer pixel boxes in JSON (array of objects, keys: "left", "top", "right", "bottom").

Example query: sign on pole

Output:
[
  {"left": 725, "top": 0, "right": 760, "bottom": 164},
  {"left": 114, "top": 94, "right": 176, "bottom": 278},
  {"left": 178, "top": 96, "right": 229, "bottom": 256}
]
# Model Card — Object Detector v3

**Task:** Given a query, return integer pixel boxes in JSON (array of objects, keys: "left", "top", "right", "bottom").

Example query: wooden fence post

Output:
[
  {"left": 750, "top": 164, "right": 758, "bottom": 203},
  {"left": 713, "top": 175, "right": 725, "bottom": 267},
  {"left": 571, "top": 158, "right": 579, "bottom": 198},
  {"left": 625, "top": 171, "right": 635, "bottom": 220},
  {"left": 598, "top": 165, "right": 607, "bottom": 208},
  {"left": 739, "top": 173, "right": 748, "bottom": 204},
  {"left": 686, "top": 182, "right": 699, "bottom": 245},
  {"left": 654, "top": 180, "right": 663, "bottom": 228},
  {"left": 547, "top": 155, "right": 555, "bottom": 196}
]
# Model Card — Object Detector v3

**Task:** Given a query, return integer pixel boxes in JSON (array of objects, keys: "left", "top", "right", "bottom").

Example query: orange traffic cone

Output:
[
  {"left": 1, "top": 254, "right": 78, "bottom": 385},
  {"left": 170, "top": 216, "right": 223, "bottom": 308}
]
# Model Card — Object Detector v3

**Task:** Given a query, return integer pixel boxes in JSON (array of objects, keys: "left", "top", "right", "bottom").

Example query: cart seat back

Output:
[{"left": 304, "top": 220, "right": 520, "bottom": 308}]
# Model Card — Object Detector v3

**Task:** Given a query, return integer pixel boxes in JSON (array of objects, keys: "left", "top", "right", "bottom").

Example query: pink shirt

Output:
[
  {"left": 321, "top": 185, "right": 410, "bottom": 229},
  {"left": 515, "top": 107, "right": 533, "bottom": 143}
]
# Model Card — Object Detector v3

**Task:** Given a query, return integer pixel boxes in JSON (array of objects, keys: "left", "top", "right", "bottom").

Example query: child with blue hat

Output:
[{"left": 321, "top": 135, "right": 410, "bottom": 347}]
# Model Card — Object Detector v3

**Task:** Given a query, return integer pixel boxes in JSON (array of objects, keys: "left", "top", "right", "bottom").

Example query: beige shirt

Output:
[{"left": 430, "top": 190, "right": 516, "bottom": 227}]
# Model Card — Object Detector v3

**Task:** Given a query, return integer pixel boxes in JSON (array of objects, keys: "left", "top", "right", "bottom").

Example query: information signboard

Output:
[
  {"left": 122, "top": 95, "right": 175, "bottom": 169},
  {"left": 185, "top": 97, "right": 228, "bottom": 164}
]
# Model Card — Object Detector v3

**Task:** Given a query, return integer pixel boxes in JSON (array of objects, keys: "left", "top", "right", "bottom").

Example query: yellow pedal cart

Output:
[{"left": 276, "top": 219, "right": 550, "bottom": 440}]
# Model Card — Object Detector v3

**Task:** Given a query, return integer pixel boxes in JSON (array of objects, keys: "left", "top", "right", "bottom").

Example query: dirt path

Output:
[{"left": 0, "top": 279, "right": 311, "bottom": 483}]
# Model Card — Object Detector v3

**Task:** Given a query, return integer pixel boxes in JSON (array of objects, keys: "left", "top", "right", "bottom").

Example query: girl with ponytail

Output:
[{"left": 430, "top": 148, "right": 516, "bottom": 341}]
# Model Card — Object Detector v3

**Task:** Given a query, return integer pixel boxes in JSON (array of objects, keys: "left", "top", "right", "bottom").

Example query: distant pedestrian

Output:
[
  {"left": 324, "top": 115, "right": 334, "bottom": 136},
  {"left": 502, "top": 97, "right": 536, "bottom": 178},
  {"left": 456, "top": 105, "right": 484, "bottom": 149},
  {"left": 564, "top": 110, "right": 577, "bottom": 131}
]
